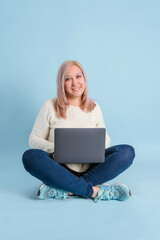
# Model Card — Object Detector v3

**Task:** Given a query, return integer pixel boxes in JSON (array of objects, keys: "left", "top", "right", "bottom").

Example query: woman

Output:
[{"left": 22, "top": 60, "right": 135, "bottom": 203}]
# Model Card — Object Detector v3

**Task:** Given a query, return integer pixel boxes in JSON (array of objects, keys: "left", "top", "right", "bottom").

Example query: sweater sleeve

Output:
[
  {"left": 96, "top": 103, "right": 111, "bottom": 149},
  {"left": 29, "top": 99, "right": 54, "bottom": 153}
]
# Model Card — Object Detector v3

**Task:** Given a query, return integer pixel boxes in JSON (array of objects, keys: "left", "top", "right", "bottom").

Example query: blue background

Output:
[{"left": 0, "top": 1, "right": 160, "bottom": 240}]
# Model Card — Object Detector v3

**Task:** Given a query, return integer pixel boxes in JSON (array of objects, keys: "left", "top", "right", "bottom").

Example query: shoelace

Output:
[
  {"left": 103, "top": 186, "right": 116, "bottom": 200},
  {"left": 96, "top": 186, "right": 116, "bottom": 202},
  {"left": 44, "top": 186, "right": 68, "bottom": 199},
  {"left": 52, "top": 188, "right": 68, "bottom": 199}
]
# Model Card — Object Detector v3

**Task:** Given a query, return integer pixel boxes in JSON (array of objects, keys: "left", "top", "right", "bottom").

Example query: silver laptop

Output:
[{"left": 54, "top": 128, "right": 106, "bottom": 164}]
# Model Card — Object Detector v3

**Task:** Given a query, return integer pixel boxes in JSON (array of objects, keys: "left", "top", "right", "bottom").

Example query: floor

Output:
[{"left": 1, "top": 145, "right": 160, "bottom": 240}]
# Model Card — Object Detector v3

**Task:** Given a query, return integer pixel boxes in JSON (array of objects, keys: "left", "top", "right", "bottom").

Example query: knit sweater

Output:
[{"left": 29, "top": 98, "right": 111, "bottom": 172}]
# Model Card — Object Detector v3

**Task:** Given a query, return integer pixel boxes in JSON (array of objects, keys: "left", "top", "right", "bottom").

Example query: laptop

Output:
[{"left": 54, "top": 128, "right": 106, "bottom": 164}]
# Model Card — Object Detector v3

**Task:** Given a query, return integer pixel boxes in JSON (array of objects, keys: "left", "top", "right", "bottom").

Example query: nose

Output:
[{"left": 71, "top": 77, "right": 77, "bottom": 86}]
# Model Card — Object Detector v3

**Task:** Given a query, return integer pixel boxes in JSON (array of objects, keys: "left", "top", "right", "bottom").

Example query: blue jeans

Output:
[{"left": 22, "top": 144, "right": 135, "bottom": 199}]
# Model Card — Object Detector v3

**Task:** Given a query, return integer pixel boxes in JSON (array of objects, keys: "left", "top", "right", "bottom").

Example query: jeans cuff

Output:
[{"left": 86, "top": 186, "right": 94, "bottom": 199}]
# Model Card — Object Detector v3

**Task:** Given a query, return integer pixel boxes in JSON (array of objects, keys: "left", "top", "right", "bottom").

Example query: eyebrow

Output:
[{"left": 65, "top": 72, "right": 82, "bottom": 77}]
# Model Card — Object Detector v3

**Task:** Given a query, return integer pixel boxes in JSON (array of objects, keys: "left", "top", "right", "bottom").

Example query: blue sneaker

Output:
[
  {"left": 93, "top": 182, "right": 132, "bottom": 203},
  {"left": 37, "top": 183, "right": 69, "bottom": 200}
]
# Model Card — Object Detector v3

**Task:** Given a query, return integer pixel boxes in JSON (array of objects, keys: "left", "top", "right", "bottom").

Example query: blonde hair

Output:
[{"left": 53, "top": 60, "right": 96, "bottom": 119}]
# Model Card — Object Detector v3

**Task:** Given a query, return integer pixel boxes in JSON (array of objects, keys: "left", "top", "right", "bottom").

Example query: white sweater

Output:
[{"left": 29, "top": 98, "right": 111, "bottom": 173}]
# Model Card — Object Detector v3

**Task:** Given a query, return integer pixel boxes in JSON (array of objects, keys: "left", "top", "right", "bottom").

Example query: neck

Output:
[{"left": 67, "top": 97, "right": 82, "bottom": 107}]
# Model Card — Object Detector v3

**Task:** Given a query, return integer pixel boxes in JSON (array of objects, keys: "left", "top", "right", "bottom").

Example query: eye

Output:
[
  {"left": 76, "top": 75, "right": 81, "bottom": 78},
  {"left": 65, "top": 78, "right": 70, "bottom": 81}
]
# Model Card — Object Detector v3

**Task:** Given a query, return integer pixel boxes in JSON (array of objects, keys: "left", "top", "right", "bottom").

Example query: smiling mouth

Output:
[{"left": 72, "top": 87, "right": 81, "bottom": 91}]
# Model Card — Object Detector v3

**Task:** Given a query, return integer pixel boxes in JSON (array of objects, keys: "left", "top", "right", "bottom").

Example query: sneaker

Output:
[
  {"left": 93, "top": 182, "right": 132, "bottom": 203},
  {"left": 37, "top": 183, "right": 69, "bottom": 200}
]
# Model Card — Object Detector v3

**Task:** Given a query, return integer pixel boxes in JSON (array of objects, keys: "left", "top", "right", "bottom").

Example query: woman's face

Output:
[{"left": 64, "top": 65, "right": 85, "bottom": 101}]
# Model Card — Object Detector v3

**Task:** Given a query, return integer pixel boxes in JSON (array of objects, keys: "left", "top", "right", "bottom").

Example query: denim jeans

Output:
[{"left": 22, "top": 144, "right": 135, "bottom": 199}]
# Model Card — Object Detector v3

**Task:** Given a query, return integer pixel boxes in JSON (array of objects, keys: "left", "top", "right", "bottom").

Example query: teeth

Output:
[{"left": 72, "top": 87, "right": 80, "bottom": 90}]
